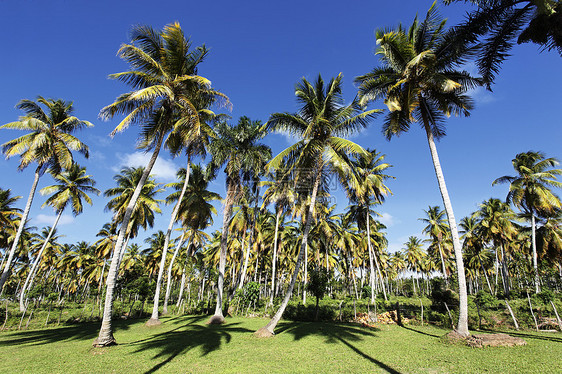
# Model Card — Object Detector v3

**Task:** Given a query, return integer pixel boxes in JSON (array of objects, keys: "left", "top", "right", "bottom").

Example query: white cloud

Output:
[
  {"left": 35, "top": 214, "right": 74, "bottom": 226},
  {"left": 378, "top": 212, "right": 397, "bottom": 227},
  {"left": 113, "top": 152, "right": 180, "bottom": 181}
]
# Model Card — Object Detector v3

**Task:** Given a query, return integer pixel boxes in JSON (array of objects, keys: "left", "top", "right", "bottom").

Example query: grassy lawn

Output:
[{"left": 0, "top": 315, "right": 561, "bottom": 373}]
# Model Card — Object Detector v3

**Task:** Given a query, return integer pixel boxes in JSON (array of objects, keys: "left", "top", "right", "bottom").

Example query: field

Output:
[{"left": 1, "top": 315, "right": 561, "bottom": 373}]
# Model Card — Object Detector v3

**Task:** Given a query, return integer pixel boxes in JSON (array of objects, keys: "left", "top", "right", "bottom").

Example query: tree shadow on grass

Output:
[
  {"left": 278, "top": 322, "right": 401, "bottom": 374},
  {"left": 399, "top": 324, "right": 441, "bottom": 338},
  {"left": 127, "top": 321, "right": 253, "bottom": 374},
  {"left": 0, "top": 319, "right": 135, "bottom": 347},
  {"left": 482, "top": 328, "right": 562, "bottom": 343}
]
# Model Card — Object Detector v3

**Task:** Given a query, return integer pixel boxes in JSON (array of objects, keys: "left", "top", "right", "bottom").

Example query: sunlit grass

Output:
[{"left": 0, "top": 315, "right": 561, "bottom": 373}]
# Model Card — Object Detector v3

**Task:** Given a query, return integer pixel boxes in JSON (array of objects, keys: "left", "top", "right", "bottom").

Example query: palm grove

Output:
[{"left": 1, "top": 3, "right": 562, "bottom": 346}]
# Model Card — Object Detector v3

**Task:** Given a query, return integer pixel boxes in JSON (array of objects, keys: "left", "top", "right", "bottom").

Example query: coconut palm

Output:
[
  {"left": 475, "top": 198, "right": 518, "bottom": 295},
  {"left": 345, "top": 149, "right": 393, "bottom": 302},
  {"left": 420, "top": 206, "right": 450, "bottom": 284},
  {"left": 444, "top": 0, "right": 562, "bottom": 87},
  {"left": 460, "top": 215, "right": 493, "bottom": 293},
  {"left": 104, "top": 167, "right": 163, "bottom": 263},
  {"left": 260, "top": 167, "right": 297, "bottom": 304},
  {"left": 256, "top": 73, "right": 380, "bottom": 337},
  {"left": 94, "top": 21, "right": 228, "bottom": 346},
  {"left": 18, "top": 163, "right": 99, "bottom": 311},
  {"left": 403, "top": 236, "right": 426, "bottom": 295},
  {"left": 162, "top": 164, "right": 220, "bottom": 314},
  {"left": 0, "top": 97, "right": 91, "bottom": 291},
  {"left": 493, "top": 151, "right": 562, "bottom": 293},
  {"left": 0, "top": 189, "right": 22, "bottom": 250},
  {"left": 355, "top": 4, "right": 482, "bottom": 336},
  {"left": 207, "top": 116, "right": 271, "bottom": 323}
]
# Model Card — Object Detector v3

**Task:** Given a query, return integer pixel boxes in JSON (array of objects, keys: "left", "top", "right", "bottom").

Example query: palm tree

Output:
[
  {"left": 355, "top": 4, "right": 482, "bottom": 336},
  {"left": 104, "top": 167, "right": 163, "bottom": 260},
  {"left": 94, "top": 22, "right": 227, "bottom": 346},
  {"left": 0, "top": 189, "right": 22, "bottom": 242},
  {"left": 444, "top": 0, "right": 562, "bottom": 87},
  {"left": 207, "top": 116, "right": 271, "bottom": 323},
  {"left": 0, "top": 97, "right": 91, "bottom": 291},
  {"left": 256, "top": 73, "right": 380, "bottom": 337},
  {"left": 18, "top": 163, "right": 98, "bottom": 310},
  {"left": 493, "top": 151, "right": 562, "bottom": 293},
  {"left": 475, "top": 198, "right": 518, "bottom": 295},
  {"left": 346, "top": 149, "right": 393, "bottom": 302},
  {"left": 260, "top": 167, "right": 297, "bottom": 305},
  {"left": 162, "top": 164, "right": 220, "bottom": 314},
  {"left": 460, "top": 216, "right": 493, "bottom": 294},
  {"left": 403, "top": 236, "right": 426, "bottom": 295},
  {"left": 420, "top": 206, "right": 450, "bottom": 284}
]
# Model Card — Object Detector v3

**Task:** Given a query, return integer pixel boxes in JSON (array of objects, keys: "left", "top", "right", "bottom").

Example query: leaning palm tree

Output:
[
  {"left": 207, "top": 116, "right": 271, "bottom": 324},
  {"left": 0, "top": 97, "right": 91, "bottom": 291},
  {"left": 355, "top": 4, "right": 482, "bottom": 336},
  {"left": 19, "top": 163, "right": 99, "bottom": 311},
  {"left": 493, "top": 151, "right": 562, "bottom": 293},
  {"left": 255, "top": 73, "right": 380, "bottom": 337},
  {"left": 94, "top": 22, "right": 227, "bottom": 346}
]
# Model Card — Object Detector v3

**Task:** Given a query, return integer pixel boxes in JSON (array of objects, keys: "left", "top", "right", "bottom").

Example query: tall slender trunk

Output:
[
  {"left": 238, "top": 187, "right": 260, "bottom": 291},
  {"left": 366, "top": 213, "right": 377, "bottom": 304},
  {"left": 303, "top": 243, "right": 308, "bottom": 304},
  {"left": 531, "top": 214, "right": 540, "bottom": 294},
  {"left": 479, "top": 256, "right": 493, "bottom": 294},
  {"left": 149, "top": 160, "right": 191, "bottom": 324},
  {"left": 176, "top": 267, "right": 187, "bottom": 308},
  {"left": 93, "top": 134, "right": 164, "bottom": 347},
  {"left": 163, "top": 232, "right": 187, "bottom": 314},
  {"left": 0, "top": 167, "right": 41, "bottom": 291},
  {"left": 269, "top": 209, "right": 282, "bottom": 305},
  {"left": 437, "top": 241, "right": 449, "bottom": 286},
  {"left": 256, "top": 166, "right": 321, "bottom": 336},
  {"left": 210, "top": 185, "right": 235, "bottom": 323},
  {"left": 19, "top": 210, "right": 63, "bottom": 311},
  {"left": 423, "top": 119, "right": 469, "bottom": 336}
]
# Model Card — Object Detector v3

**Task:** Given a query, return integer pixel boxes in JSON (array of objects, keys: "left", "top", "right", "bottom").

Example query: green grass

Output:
[{"left": 0, "top": 315, "right": 561, "bottom": 373}]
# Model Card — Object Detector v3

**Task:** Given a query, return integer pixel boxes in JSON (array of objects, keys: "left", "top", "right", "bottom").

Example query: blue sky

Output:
[{"left": 1, "top": 0, "right": 561, "bottom": 254}]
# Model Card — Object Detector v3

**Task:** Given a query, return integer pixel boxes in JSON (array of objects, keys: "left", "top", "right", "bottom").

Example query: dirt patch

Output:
[
  {"left": 467, "top": 333, "right": 527, "bottom": 348},
  {"left": 145, "top": 318, "right": 162, "bottom": 327},
  {"left": 254, "top": 327, "right": 274, "bottom": 338},
  {"left": 442, "top": 331, "right": 527, "bottom": 348},
  {"left": 207, "top": 315, "right": 225, "bottom": 325}
]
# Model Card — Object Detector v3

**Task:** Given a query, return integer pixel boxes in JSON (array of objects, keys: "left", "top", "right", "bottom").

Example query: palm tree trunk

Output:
[
  {"left": 269, "top": 209, "right": 282, "bottom": 305},
  {"left": 210, "top": 185, "right": 235, "bottom": 323},
  {"left": 256, "top": 167, "right": 321, "bottom": 336},
  {"left": 163, "top": 232, "right": 187, "bottom": 315},
  {"left": 238, "top": 188, "right": 260, "bottom": 291},
  {"left": 437, "top": 241, "right": 448, "bottom": 285},
  {"left": 19, "top": 210, "right": 63, "bottom": 312},
  {"left": 423, "top": 120, "right": 469, "bottom": 336},
  {"left": 149, "top": 161, "right": 191, "bottom": 324},
  {"left": 531, "top": 214, "right": 540, "bottom": 294},
  {"left": 176, "top": 268, "right": 187, "bottom": 308},
  {"left": 303, "top": 243, "right": 308, "bottom": 305},
  {"left": 93, "top": 134, "right": 164, "bottom": 347},
  {"left": 0, "top": 167, "right": 41, "bottom": 291},
  {"left": 366, "top": 213, "right": 377, "bottom": 304}
]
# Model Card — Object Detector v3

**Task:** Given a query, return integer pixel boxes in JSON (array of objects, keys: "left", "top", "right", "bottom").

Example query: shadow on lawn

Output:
[
  {"left": 127, "top": 319, "right": 252, "bottom": 374},
  {"left": 399, "top": 325, "right": 440, "bottom": 338},
  {"left": 482, "top": 328, "right": 562, "bottom": 343},
  {"left": 278, "top": 322, "right": 402, "bottom": 374},
  {"left": 0, "top": 319, "right": 135, "bottom": 347}
]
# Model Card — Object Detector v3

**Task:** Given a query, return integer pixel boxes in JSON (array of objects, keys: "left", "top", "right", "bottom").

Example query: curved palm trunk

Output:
[
  {"left": 19, "top": 210, "right": 63, "bottom": 311},
  {"left": 423, "top": 121, "right": 469, "bottom": 337},
  {"left": 163, "top": 232, "right": 187, "bottom": 314},
  {"left": 269, "top": 209, "right": 282, "bottom": 305},
  {"left": 437, "top": 241, "right": 449, "bottom": 286},
  {"left": 93, "top": 134, "right": 164, "bottom": 347},
  {"left": 0, "top": 167, "right": 41, "bottom": 291},
  {"left": 368, "top": 214, "right": 388, "bottom": 301},
  {"left": 237, "top": 188, "right": 260, "bottom": 291},
  {"left": 176, "top": 268, "right": 187, "bottom": 308},
  {"left": 209, "top": 186, "right": 235, "bottom": 323},
  {"left": 531, "top": 214, "right": 540, "bottom": 294},
  {"left": 149, "top": 161, "right": 191, "bottom": 324},
  {"left": 256, "top": 168, "right": 321, "bottom": 336}
]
